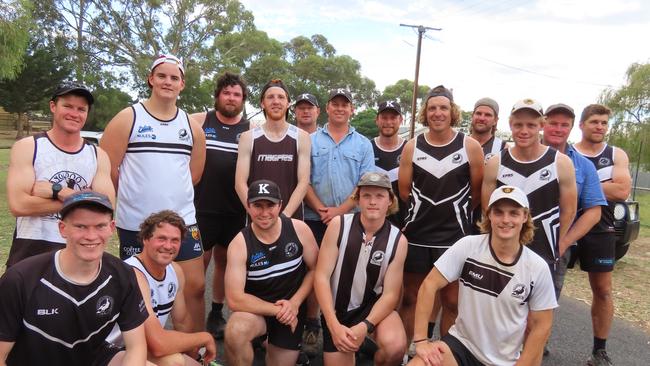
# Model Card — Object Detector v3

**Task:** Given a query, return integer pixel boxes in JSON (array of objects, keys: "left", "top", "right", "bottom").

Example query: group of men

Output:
[{"left": 0, "top": 53, "right": 632, "bottom": 366}]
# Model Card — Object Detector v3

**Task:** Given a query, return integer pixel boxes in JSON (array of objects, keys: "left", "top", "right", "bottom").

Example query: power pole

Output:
[{"left": 400, "top": 24, "right": 441, "bottom": 138}]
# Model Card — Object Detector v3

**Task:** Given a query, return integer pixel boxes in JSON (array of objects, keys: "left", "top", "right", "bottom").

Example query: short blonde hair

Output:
[
  {"left": 477, "top": 207, "right": 535, "bottom": 245},
  {"left": 352, "top": 186, "right": 399, "bottom": 216},
  {"left": 417, "top": 98, "right": 462, "bottom": 127}
]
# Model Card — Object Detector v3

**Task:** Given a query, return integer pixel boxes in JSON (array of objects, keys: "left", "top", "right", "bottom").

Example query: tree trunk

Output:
[{"left": 15, "top": 112, "right": 25, "bottom": 139}]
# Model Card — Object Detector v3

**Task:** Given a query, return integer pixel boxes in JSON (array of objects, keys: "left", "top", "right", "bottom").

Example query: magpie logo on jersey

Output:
[
  {"left": 370, "top": 250, "right": 385, "bottom": 266},
  {"left": 178, "top": 128, "right": 190, "bottom": 141},
  {"left": 539, "top": 169, "right": 552, "bottom": 181},
  {"left": 485, "top": 153, "right": 495, "bottom": 161},
  {"left": 96, "top": 296, "right": 114, "bottom": 316},
  {"left": 452, "top": 153, "right": 463, "bottom": 164},
  {"left": 285, "top": 242, "right": 299, "bottom": 258},
  {"left": 236, "top": 132, "right": 242, "bottom": 143},
  {"left": 168, "top": 282, "right": 177, "bottom": 299},
  {"left": 511, "top": 283, "right": 528, "bottom": 300},
  {"left": 598, "top": 157, "right": 611, "bottom": 167}
]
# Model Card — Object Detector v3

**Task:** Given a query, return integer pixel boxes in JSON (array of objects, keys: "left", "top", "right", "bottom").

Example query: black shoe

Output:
[
  {"left": 543, "top": 345, "right": 550, "bottom": 357},
  {"left": 206, "top": 310, "right": 226, "bottom": 339},
  {"left": 587, "top": 349, "right": 613, "bottom": 366},
  {"left": 296, "top": 351, "right": 310, "bottom": 365}
]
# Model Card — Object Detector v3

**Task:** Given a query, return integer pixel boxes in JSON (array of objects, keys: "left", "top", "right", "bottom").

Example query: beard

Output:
[{"left": 216, "top": 100, "right": 243, "bottom": 118}]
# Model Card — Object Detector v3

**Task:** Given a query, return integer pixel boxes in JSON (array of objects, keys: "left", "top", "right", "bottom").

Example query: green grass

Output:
[
  {"left": 0, "top": 148, "right": 11, "bottom": 269},
  {"left": 633, "top": 190, "right": 650, "bottom": 237}
]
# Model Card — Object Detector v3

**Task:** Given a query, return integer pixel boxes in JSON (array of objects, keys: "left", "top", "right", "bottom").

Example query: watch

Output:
[
  {"left": 52, "top": 182, "right": 63, "bottom": 200},
  {"left": 362, "top": 319, "right": 375, "bottom": 334}
]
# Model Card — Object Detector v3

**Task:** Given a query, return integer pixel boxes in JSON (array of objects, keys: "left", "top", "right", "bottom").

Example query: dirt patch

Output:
[{"left": 562, "top": 236, "right": 650, "bottom": 333}]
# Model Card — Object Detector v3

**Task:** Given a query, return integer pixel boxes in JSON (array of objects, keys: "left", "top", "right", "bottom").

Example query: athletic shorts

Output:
[
  {"left": 305, "top": 220, "right": 327, "bottom": 246},
  {"left": 405, "top": 244, "right": 449, "bottom": 274},
  {"left": 321, "top": 305, "right": 373, "bottom": 353},
  {"left": 577, "top": 232, "right": 616, "bottom": 272},
  {"left": 442, "top": 334, "right": 485, "bottom": 366},
  {"left": 91, "top": 342, "right": 124, "bottom": 366},
  {"left": 6, "top": 236, "right": 65, "bottom": 268},
  {"left": 264, "top": 303, "right": 307, "bottom": 351},
  {"left": 117, "top": 224, "right": 203, "bottom": 261},
  {"left": 196, "top": 214, "right": 246, "bottom": 251}
]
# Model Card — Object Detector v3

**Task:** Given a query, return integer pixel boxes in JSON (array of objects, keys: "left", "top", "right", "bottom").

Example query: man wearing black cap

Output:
[
  {"left": 0, "top": 191, "right": 148, "bottom": 366},
  {"left": 398, "top": 85, "right": 484, "bottom": 341},
  {"left": 235, "top": 79, "right": 311, "bottom": 220},
  {"left": 294, "top": 93, "right": 320, "bottom": 134},
  {"left": 224, "top": 180, "right": 318, "bottom": 365},
  {"left": 190, "top": 71, "right": 250, "bottom": 339},
  {"left": 372, "top": 100, "right": 407, "bottom": 228},
  {"left": 5, "top": 82, "right": 114, "bottom": 268},
  {"left": 314, "top": 172, "right": 408, "bottom": 366},
  {"left": 304, "top": 88, "right": 375, "bottom": 243},
  {"left": 101, "top": 54, "right": 207, "bottom": 332}
]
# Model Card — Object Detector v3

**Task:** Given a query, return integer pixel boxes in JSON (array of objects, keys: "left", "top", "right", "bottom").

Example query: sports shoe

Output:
[
  {"left": 296, "top": 351, "right": 311, "bottom": 365},
  {"left": 206, "top": 309, "right": 226, "bottom": 339},
  {"left": 543, "top": 345, "right": 550, "bottom": 357},
  {"left": 587, "top": 349, "right": 613, "bottom": 366},
  {"left": 302, "top": 326, "right": 320, "bottom": 357}
]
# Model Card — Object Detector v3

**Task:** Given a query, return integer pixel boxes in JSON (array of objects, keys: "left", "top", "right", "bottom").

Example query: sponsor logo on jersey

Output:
[
  {"left": 452, "top": 153, "right": 463, "bottom": 164},
  {"left": 123, "top": 246, "right": 142, "bottom": 258},
  {"left": 539, "top": 168, "right": 552, "bottom": 181},
  {"left": 416, "top": 156, "right": 427, "bottom": 161},
  {"left": 251, "top": 251, "right": 266, "bottom": 263},
  {"left": 370, "top": 250, "right": 385, "bottom": 266},
  {"left": 37, "top": 308, "right": 59, "bottom": 316},
  {"left": 205, "top": 127, "right": 217, "bottom": 139},
  {"left": 168, "top": 282, "right": 177, "bottom": 299},
  {"left": 257, "top": 154, "right": 294, "bottom": 162},
  {"left": 598, "top": 157, "right": 610, "bottom": 167},
  {"left": 138, "top": 299, "right": 146, "bottom": 313},
  {"left": 285, "top": 242, "right": 299, "bottom": 258},
  {"left": 138, "top": 125, "right": 154, "bottom": 133},
  {"left": 501, "top": 173, "right": 513, "bottom": 178},
  {"left": 96, "top": 296, "right": 114, "bottom": 316},
  {"left": 179, "top": 128, "right": 190, "bottom": 141},
  {"left": 511, "top": 283, "right": 527, "bottom": 300},
  {"left": 468, "top": 270, "right": 483, "bottom": 280},
  {"left": 190, "top": 226, "right": 200, "bottom": 241},
  {"left": 193, "top": 243, "right": 201, "bottom": 251}
]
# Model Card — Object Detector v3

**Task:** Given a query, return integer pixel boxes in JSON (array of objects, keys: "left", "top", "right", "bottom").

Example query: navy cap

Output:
[
  {"left": 51, "top": 82, "right": 94, "bottom": 106},
  {"left": 426, "top": 85, "right": 453, "bottom": 102},
  {"left": 378, "top": 100, "right": 402, "bottom": 115},
  {"left": 248, "top": 180, "right": 282, "bottom": 204},
  {"left": 295, "top": 93, "right": 319, "bottom": 107},
  {"left": 328, "top": 88, "right": 352, "bottom": 103},
  {"left": 60, "top": 191, "right": 113, "bottom": 219}
]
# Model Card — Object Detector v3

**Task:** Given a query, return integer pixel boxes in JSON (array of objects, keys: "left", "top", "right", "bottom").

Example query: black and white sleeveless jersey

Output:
[
  {"left": 15, "top": 132, "right": 97, "bottom": 244},
  {"left": 482, "top": 135, "right": 507, "bottom": 161},
  {"left": 0, "top": 251, "right": 147, "bottom": 366},
  {"left": 403, "top": 132, "right": 472, "bottom": 248},
  {"left": 243, "top": 215, "right": 306, "bottom": 302},
  {"left": 574, "top": 144, "right": 615, "bottom": 233},
  {"left": 371, "top": 138, "right": 407, "bottom": 227},
  {"left": 117, "top": 102, "right": 196, "bottom": 230},
  {"left": 249, "top": 124, "right": 302, "bottom": 219},
  {"left": 194, "top": 111, "right": 249, "bottom": 216},
  {"left": 497, "top": 147, "right": 560, "bottom": 264},
  {"left": 330, "top": 213, "right": 401, "bottom": 318}
]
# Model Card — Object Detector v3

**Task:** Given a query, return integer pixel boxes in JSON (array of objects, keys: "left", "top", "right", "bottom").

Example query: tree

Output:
[
  {"left": 0, "top": 0, "right": 32, "bottom": 80},
  {"left": 86, "top": 87, "right": 133, "bottom": 130},
  {"left": 350, "top": 109, "right": 378, "bottom": 139},
  {"left": 600, "top": 62, "right": 650, "bottom": 170},
  {"left": 0, "top": 37, "right": 72, "bottom": 138},
  {"left": 381, "top": 79, "right": 430, "bottom": 122}
]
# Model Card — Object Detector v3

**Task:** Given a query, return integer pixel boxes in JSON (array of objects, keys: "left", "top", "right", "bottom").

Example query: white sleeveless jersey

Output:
[
  {"left": 116, "top": 103, "right": 195, "bottom": 230},
  {"left": 106, "top": 255, "right": 179, "bottom": 345},
  {"left": 15, "top": 133, "right": 97, "bottom": 243}
]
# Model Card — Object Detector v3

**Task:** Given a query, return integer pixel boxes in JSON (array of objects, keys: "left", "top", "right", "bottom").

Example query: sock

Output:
[
  {"left": 211, "top": 302, "right": 223, "bottom": 316},
  {"left": 427, "top": 322, "right": 436, "bottom": 339},
  {"left": 593, "top": 337, "right": 607, "bottom": 353}
]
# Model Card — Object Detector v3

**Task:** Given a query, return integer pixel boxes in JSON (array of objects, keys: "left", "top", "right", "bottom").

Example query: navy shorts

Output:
[
  {"left": 405, "top": 244, "right": 448, "bottom": 274},
  {"left": 577, "top": 232, "right": 616, "bottom": 272},
  {"left": 118, "top": 224, "right": 203, "bottom": 261},
  {"left": 197, "top": 214, "right": 246, "bottom": 251},
  {"left": 264, "top": 303, "right": 307, "bottom": 351}
]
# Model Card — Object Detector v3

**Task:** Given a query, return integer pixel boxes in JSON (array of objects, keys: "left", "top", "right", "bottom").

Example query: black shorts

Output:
[
  {"left": 264, "top": 303, "right": 307, "bottom": 351},
  {"left": 405, "top": 244, "right": 448, "bottom": 274},
  {"left": 305, "top": 220, "right": 327, "bottom": 246},
  {"left": 442, "top": 334, "right": 485, "bottom": 366},
  {"left": 6, "top": 236, "right": 65, "bottom": 268},
  {"left": 321, "top": 306, "right": 372, "bottom": 353},
  {"left": 91, "top": 342, "right": 124, "bottom": 366},
  {"left": 577, "top": 232, "right": 616, "bottom": 272},
  {"left": 117, "top": 224, "right": 203, "bottom": 261},
  {"left": 196, "top": 214, "right": 246, "bottom": 251}
]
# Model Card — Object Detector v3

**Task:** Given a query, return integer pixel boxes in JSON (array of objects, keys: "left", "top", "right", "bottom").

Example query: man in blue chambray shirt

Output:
[
  {"left": 304, "top": 88, "right": 375, "bottom": 243},
  {"left": 542, "top": 103, "right": 607, "bottom": 299}
]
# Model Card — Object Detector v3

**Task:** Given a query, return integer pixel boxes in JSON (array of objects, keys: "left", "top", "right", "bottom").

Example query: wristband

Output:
[
  {"left": 361, "top": 319, "right": 375, "bottom": 333},
  {"left": 413, "top": 338, "right": 429, "bottom": 344}
]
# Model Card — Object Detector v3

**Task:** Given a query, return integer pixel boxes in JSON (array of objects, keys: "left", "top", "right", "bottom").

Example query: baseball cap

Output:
[
  {"left": 357, "top": 172, "right": 392, "bottom": 190},
  {"left": 545, "top": 103, "right": 575, "bottom": 118},
  {"left": 488, "top": 186, "right": 529, "bottom": 209},
  {"left": 377, "top": 101, "right": 402, "bottom": 115},
  {"left": 60, "top": 191, "right": 113, "bottom": 219},
  {"left": 248, "top": 180, "right": 282, "bottom": 204},
  {"left": 295, "top": 93, "right": 319, "bottom": 107},
  {"left": 51, "top": 82, "right": 94, "bottom": 106},
  {"left": 260, "top": 79, "right": 290, "bottom": 102},
  {"left": 511, "top": 98, "right": 543, "bottom": 116},
  {"left": 474, "top": 97, "right": 499, "bottom": 116},
  {"left": 426, "top": 85, "right": 453, "bottom": 102},
  {"left": 151, "top": 54, "right": 185, "bottom": 75},
  {"left": 328, "top": 88, "right": 352, "bottom": 103}
]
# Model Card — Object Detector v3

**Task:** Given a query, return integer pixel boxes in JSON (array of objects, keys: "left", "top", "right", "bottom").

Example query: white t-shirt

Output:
[{"left": 435, "top": 234, "right": 558, "bottom": 366}]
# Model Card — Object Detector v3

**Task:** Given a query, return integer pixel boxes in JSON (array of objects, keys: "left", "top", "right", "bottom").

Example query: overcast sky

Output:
[{"left": 241, "top": 0, "right": 649, "bottom": 141}]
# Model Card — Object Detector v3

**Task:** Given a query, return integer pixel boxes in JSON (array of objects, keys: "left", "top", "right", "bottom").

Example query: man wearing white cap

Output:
[
  {"left": 408, "top": 186, "right": 557, "bottom": 366},
  {"left": 101, "top": 54, "right": 207, "bottom": 331},
  {"left": 482, "top": 99, "right": 576, "bottom": 273}
]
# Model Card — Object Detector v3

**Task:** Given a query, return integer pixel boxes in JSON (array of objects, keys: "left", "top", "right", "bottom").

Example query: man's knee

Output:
[
  {"left": 590, "top": 273, "right": 613, "bottom": 300},
  {"left": 151, "top": 352, "right": 186, "bottom": 366},
  {"left": 225, "top": 313, "right": 262, "bottom": 346}
]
